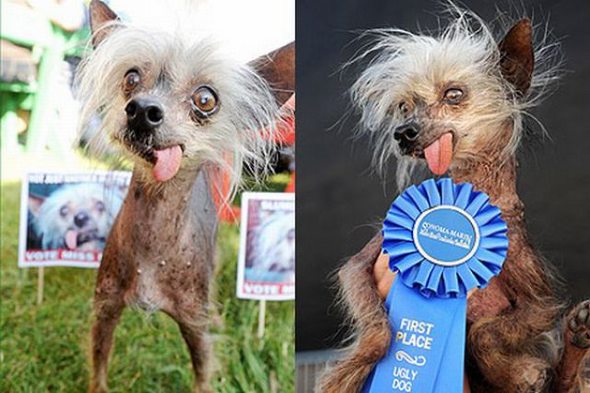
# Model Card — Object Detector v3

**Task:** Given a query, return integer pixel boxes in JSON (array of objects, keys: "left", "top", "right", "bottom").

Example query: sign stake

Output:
[
  {"left": 257, "top": 299, "right": 266, "bottom": 338},
  {"left": 37, "top": 267, "right": 44, "bottom": 305}
]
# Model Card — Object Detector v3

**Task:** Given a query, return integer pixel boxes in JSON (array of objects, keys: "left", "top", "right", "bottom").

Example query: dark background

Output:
[{"left": 296, "top": 0, "right": 590, "bottom": 352}]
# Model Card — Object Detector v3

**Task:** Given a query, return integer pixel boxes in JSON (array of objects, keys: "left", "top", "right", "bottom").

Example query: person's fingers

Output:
[
  {"left": 373, "top": 252, "right": 395, "bottom": 299},
  {"left": 377, "top": 269, "right": 395, "bottom": 299},
  {"left": 372, "top": 252, "right": 389, "bottom": 281}
]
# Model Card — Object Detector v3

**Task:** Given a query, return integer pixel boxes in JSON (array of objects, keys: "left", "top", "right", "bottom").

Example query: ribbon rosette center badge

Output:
[{"left": 363, "top": 178, "right": 508, "bottom": 393}]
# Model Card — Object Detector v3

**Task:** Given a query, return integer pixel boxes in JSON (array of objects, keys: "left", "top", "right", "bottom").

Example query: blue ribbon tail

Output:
[{"left": 362, "top": 279, "right": 467, "bottom": 392}]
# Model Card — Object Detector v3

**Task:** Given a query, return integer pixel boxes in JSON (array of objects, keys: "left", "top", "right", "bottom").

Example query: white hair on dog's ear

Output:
[
  {"left": 76, "top": 2, "right": 280, "bottom": 198},
  {"left": 348, "top": 2, "right": 562, "bottom": 190}
]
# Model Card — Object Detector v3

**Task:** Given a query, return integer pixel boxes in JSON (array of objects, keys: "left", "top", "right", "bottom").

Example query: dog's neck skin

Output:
[
  {"left": 451, "top": 156, "right": 523, "bottom": 221},
  {"left": 440, "top": 122, "right": 536, "bottom": 324},
  {"left": 449, "top": 123, "right": 524, "bottom": 221},
  {"left": 448, "top": 138, "right": 552, "bottom": 321}
]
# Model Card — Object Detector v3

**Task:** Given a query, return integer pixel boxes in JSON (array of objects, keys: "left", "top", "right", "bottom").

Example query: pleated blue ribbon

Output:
[{"left": 362, "top": 178, "right": 508, "bottom": 393}]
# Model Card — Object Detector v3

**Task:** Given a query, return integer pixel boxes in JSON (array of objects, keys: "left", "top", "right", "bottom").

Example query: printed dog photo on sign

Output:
[
  {"left": 237, "top": 192, "right": 295, "bottom": 301},
  {"left": 18, "top": 172, "right": 130, "bottom": 268}
]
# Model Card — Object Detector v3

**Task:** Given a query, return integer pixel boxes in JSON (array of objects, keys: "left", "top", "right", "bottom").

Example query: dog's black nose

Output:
[
  {"left": 74, "top": 212, "right": 89, "bottom": 228},
  {"left": 125, "top": 98, "right": 164, "bottom": 131},
  {"left": 394, "top": 122, "right": 420, "bottom": 142}
]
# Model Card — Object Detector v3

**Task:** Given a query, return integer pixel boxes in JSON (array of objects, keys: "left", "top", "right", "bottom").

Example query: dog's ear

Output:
[
  {"left": 89, "top": 0, "right": 120, "bottom": 47},
  {"left": 498, "top": 19, "right": 534, "bottom": 96},
  {"left": 28, "top": 194, "right": 45, "bottom": 217},
  {"left": 249, "top": 42, "right": 295, "bottom": 106}
]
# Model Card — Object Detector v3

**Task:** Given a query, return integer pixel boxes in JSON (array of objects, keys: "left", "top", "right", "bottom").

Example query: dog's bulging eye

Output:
[
  {"left": 95, "top": 201, "right": 105, "bottom": 213},
  {"left": 59, "top": 205, "right": 69, "bottom": 217},
  {"left": 399, "top": 101, "right": 410, "bottom": 115},
  {"left": 444, "top": 88, "right": 464, "bottom": 104},
  {"left": 191, "top": 85, "right": 219, "bottom": 118},
  {"left": 123, "top": 69, "right": 141, "bottom": 93}
]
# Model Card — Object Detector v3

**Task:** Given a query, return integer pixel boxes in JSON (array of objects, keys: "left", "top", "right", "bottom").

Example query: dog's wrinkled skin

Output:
[
  {"left": 79, "top": 2, "right": 294, "bottom": 392},
  {"left": 319, "top": 7, "right": 589, "bottom": 393}
]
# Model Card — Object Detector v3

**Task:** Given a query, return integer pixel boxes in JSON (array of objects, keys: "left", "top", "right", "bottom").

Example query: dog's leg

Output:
[
  {"left": 88, "top": 240, "right": 130, "bottom": 393},
  {"left": 557, "top": 300, "right": 590, "bottom": 393},
  {"left": 468, "top": 304, "right": 557, "bottom": 393},
  {"left": 318, "top": 232, "right": 390, "bottom": 393},
  {"left": 180, "top": 323, "right": 211, "bottom": 393},
  {"left": 89, "top": 294, "right": 125, "bottom": 393},
  {"left": 566, "top": 353, "right": 590, "bottom": 393},
  {"left": 169, "top": 306, "right": 212, "bottom": 393}
]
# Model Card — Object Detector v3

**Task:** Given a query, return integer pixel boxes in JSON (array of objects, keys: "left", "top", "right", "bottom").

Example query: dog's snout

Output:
[
  {"left": 125, "top": 97, "right": 164, "bottom": 131},
  {"left": 74, "top": 212, "right": 89, "bottom": 228},
  {"left": 394, "top": 122, "right": 420, "bottom": 142}
]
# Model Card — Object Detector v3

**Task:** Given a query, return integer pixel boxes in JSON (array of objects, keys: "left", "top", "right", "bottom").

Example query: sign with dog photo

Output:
[
  {"left": 18, "top": 172, "right": 131, "bottom": 268},
  {"left": 237, "top": 192, "right": 295, "bottom": 301}
]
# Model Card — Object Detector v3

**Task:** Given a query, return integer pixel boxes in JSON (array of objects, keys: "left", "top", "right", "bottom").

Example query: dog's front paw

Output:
[{"left": 568, "top": 300, "right": 590, "bottom": 349}]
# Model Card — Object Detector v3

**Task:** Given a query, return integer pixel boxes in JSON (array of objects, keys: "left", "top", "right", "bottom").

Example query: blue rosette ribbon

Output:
[{"left": 362, "top": 178, "right": 508, "bottom": 393}]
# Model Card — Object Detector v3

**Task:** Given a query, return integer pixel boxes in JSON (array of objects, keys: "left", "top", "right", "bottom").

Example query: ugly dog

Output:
[
  {"left": 319, "top": 7, "right": 589, "bottom": 393},
  {"left": 250, "top": 210, "right": 295, "bottom": 274},
  {"left": 78, "top": 2, "right": 294, "bottom": 392},
  {"left": 29, "top": 182, "right": 124, "bottom": 251}
]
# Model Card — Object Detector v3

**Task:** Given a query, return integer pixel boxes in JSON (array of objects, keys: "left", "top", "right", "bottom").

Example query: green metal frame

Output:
[{"left": 0, "top": 3, "right": 90, "bottom": 156}]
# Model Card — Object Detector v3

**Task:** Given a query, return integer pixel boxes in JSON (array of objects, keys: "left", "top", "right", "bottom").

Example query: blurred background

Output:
[
  {"left": 1, "top": 0, "right": 294, "bottom": 391},
  {"left": 296, "top": 0, "right": 590, "bottom": 390}
]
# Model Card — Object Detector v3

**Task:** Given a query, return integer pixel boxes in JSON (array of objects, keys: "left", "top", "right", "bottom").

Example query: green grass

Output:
[{"left": 0, "top": 180, "right": 294, "bottom": 392}]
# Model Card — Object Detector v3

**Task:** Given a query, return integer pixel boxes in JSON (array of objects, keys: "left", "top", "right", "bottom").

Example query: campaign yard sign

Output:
[
  {"left": 18, "top": 171, "right": 131, "bottom": 268},
  {"left": 237, "top": 192, "right": 295, "bottom": 301}
]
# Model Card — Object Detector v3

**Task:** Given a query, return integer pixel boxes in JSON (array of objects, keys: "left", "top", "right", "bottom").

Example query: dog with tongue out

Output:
[
  {"left": 77, "top": 2, "right": 294, "bottom": 392},
  {"left": 320, "top": 5, "right": 590, "bottom": 393}
]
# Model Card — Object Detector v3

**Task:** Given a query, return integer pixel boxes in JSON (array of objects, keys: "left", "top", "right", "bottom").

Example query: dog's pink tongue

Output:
[
  {"left": 153, "top": 145, "right": 182, "bottom": 182},
  {"left": 424, "top": 132, "right": 453, "bottom": 175},
  {"left": 65, "top": 230, "right": 77, "bottom": 250}
]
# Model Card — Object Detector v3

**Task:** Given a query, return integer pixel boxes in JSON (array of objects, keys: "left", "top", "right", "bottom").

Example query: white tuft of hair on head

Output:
[{"left": 348, "top": 1, "right": 562, "bottom": 191}]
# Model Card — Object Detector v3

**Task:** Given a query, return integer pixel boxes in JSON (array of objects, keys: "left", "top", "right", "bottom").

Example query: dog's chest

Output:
[
  {"left": 131, "top": 251, "right": 209, "bottom": 311},
  {"left": 116, "top": 172, "right": 217, "bottom": 311},
  {"left": 126, "top": 213, "right": 215, "bottom": 308}
]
